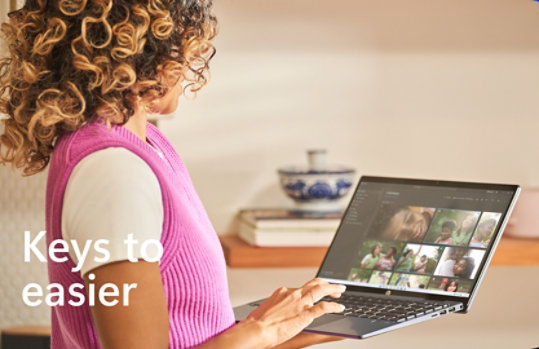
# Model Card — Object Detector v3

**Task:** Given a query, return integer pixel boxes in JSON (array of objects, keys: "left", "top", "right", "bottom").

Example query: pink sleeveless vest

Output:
[{"left": 45, "top": 121, "right": 235, "bottom": 348}]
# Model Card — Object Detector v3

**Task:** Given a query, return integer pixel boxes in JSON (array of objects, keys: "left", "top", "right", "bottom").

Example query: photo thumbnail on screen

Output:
[
  {"left": 428, "top": 277, "right": 473, "bottom": 293},
  {"left": 423, "top": 209, "right": 481, "bottom": 246},
  {"left": 367, "top": 206, "right": 435, "bottom": 243},
  {"left": 369, "top": 271, "right": 392, "bottom": 286},
  {"left": 469, "top": 212, "right": 502, "bottom": 249},
  {"left": 352, "top": 240, "right": 405, "bottom": 271},
  {"left": 395, "top": 243, "right": 443, "bottom": 274},
  {"left": 390, "top": 273, "right": 431, "bottom": 290},
  {"left": 348, "top": 268, "right": 373, "bottom": 283},
  {"left": 434, "top": 247, "right": 485, "bottom": 280}
]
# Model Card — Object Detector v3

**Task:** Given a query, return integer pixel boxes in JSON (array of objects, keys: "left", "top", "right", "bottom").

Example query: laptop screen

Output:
[{"left": 318, "top": 177, "right": 517, "bottom": 298}]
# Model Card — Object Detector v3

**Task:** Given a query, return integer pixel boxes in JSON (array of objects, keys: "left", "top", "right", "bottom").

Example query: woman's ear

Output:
[{"left": 145, "top": 99, "right": 161, "bottom": 114}]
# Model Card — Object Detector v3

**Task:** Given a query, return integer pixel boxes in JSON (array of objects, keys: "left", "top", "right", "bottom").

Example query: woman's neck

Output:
[{"left": 123, "top": 104, "right": 148, "bottom": 142}]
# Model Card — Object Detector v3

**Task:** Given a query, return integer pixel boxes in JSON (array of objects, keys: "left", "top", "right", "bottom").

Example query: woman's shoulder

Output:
[
  {"left": 54, "top": 122, "right": 119, "bottom": 162},
  {"left": 62, "top": 147, "right": 163, "bottom": 275},
  {"left": 64, "top": 147, "right": 162, "bottom": 215},
  {"left": 71, "top": 147, "right": 155, "bottom": 176},
  {"left": 53, "top": 121, "right": 161, "bottom": 172}
]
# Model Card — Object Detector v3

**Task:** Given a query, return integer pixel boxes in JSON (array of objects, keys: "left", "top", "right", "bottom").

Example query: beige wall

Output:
[
  {"left": 0, "top": 0, "right": 538, "bottom": 329},
  {"left": 160, "top": 0, "right": 539, "bottom": 233}
]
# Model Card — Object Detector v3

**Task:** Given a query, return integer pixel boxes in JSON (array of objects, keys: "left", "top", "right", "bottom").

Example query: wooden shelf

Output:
[
  {"left": 1, "top": 326, "right": 50, "bottom": 337},
  {"left": 1, "top": 326, "right": 50, "bottom": 349},
  {"left": 490, "top": 236, "right": 539, "bottom": 266},
  {"left": 220, "top": 235, "right": 539, "bottom": 268},
  {"left": 220, "top": 235, "right": 328, "bottom": 268}
]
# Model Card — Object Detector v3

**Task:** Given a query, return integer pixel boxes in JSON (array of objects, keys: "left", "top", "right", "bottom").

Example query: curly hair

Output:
[{"left": 0, "top": 0, "right": 217, "bottom": 175}]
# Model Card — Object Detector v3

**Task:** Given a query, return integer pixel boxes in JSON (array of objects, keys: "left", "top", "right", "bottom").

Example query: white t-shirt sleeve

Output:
[{"left": 61, "top": 147, "right": 164, "bottom": 276}]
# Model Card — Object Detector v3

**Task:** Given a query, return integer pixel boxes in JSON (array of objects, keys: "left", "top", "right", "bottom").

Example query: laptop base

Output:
[{"left": 234, "top": 292, "right": 463, "bottom": 339}]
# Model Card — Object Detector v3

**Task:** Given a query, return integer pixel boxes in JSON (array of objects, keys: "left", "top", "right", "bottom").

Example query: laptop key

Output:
[{"left": 320, "top": 293, "right": 454, "bottom": 323}]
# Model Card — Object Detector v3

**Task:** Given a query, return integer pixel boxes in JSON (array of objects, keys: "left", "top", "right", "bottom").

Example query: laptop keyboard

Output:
[{"left": 318, "top": 294, "right": 450, "bottom": 323}]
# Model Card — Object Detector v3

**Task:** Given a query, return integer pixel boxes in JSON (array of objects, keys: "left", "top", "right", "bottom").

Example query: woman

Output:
[
  {"left": 360, "top": 244, "right": 381, "bottom": 269},
  {"left": 452, "top": 213, "right": 478, "bottom": 246},
  {"left": 433, "top": 220, "right": 456, "bottom": 245},
  {"left": 453, "top": 257, "right": 475, "bottom": 279},
  {"left": 469, "top": 218, "right": 496, "bottom": 248},
  {"left": 435, "top": 247, "right": 468, "bottom": 277},
  {"left": 395, "top": 246, "right": 422, "bottom": 272},
  {"left": 444, "top": 280, "right": 459, "bottom": 292},
  {"left": 372, "top": 206, "right": 433, "bottom": 243},
  {"left": 375, "top": 247, "right": 397, "bottom": 270},
  {"left": 412, "top": 255, "right": 427, "bottom": 274},
  {"left": 0, "top": 1, "right": 344, "bottom": 348}
]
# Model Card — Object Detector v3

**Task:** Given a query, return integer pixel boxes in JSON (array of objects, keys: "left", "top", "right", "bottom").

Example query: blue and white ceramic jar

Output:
[{"left": 278, "top": 150, "right": 356, "bottom": 210}]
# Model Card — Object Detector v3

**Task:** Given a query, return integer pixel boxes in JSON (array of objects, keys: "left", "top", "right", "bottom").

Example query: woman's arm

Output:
[
  {"left": 374, "top": 259, "right": 382, "bottom": 269},
  {"left": 413, "top": 261, "right": 425, "bottom": 272},
  {"left": 84, "top": 261, "right": 169, "bottom": 349},
  {"left": 389, "top": 258, "right": 396, "bottom": 269},
  {"left": 360, "top": 254, "right": 370, "bottom": 268}
]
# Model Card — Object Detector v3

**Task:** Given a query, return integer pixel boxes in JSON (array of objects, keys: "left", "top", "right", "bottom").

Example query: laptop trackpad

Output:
[
  {"left": 308, "top": 314, "right": 344, "bottom": 328},
  {"left": 307, "top": 314, "right": 392, "bottom": 337}
]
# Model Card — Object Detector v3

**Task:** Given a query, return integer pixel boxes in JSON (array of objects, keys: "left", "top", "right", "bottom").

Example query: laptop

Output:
[{"left": 234, "top": 176, "right": 520, "bottom": 339}]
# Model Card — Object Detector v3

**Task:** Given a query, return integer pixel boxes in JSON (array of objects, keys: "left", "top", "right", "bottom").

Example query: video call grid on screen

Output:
[{"left": 318, "top": 178, "right": 515, "bottom": 298}]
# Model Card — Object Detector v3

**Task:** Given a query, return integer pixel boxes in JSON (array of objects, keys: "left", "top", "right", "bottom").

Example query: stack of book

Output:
[{"left": 237, "top": 208, "right": 343, "bottom": 247}]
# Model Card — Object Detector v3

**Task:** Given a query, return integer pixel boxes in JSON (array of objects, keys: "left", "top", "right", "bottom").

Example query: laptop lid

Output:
[{"left": 318, "top": 176, "right": 520, "bottom": 311}]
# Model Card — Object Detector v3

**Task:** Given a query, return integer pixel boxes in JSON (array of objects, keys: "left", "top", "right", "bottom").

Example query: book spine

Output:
[
  {"left": 237, "top": 222, "right": 335, "bottom": 247},
  {"left": 237, "top": 214, "right": 341, "bottom": 230}
]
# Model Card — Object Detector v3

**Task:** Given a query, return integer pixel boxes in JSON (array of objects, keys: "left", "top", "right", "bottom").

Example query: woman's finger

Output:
[
  {"left": 302, "top": 283, "right": 346, "bottom": 304},
  {"left": 328, "top": 292, "right": 344, "bottom": 299},
  {"left": 300, "top": 278, "right": 325, "bottom": 289},
  {"left": 307, "top": 301, "right": 345, "bottom": 318}
]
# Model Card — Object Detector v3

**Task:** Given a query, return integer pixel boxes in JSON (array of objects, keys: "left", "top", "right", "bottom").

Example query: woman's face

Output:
[
  {"left": 447, "top": 281, "right": 457, "bottom": 292},
  {"left": 383, "top": 209, "right": 428, "bottom": 241},
  {"left": 385, "top": 248, "right": 395, "bottom": 258},
  {"left": 453, "top": 259, "right": 467, "bottom": 276},
  {"left": 478, "top": 222, "right": 494, "bottom": 238},
  {"left": 452, "top": 248, "right": 467, "bottom": 261},
  {"left": 440, "top": 227, "right": 452, "bottom": 240},
  {"left": 373, "top": 245, "right": 381, "bottom": 256}
]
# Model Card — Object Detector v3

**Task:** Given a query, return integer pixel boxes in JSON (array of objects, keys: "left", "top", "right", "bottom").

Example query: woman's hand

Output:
[
  {"left": 197, "top": 278, "right": 345, "bottom": 349},
  {"left": 244, "top": 278, "right": 346, "bottom": 348}
]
